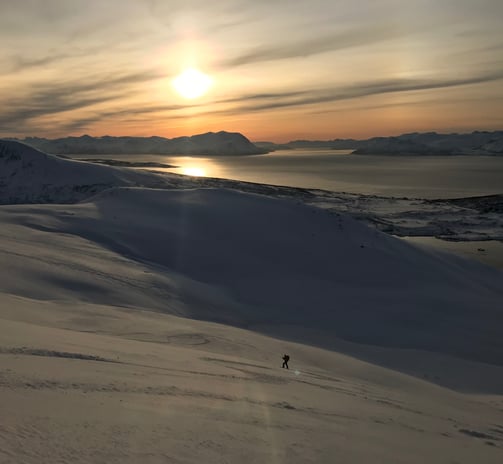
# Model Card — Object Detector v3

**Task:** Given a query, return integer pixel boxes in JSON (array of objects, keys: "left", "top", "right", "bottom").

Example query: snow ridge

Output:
[{"left": 0, "top": 140, "right": 171, "bottom": 204}]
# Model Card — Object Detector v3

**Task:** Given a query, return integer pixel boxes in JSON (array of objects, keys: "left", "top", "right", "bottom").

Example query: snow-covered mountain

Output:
[
  {"left": 16, "top": 131, "right": 267, "bottom": 156},
  {"left": 352, "top": 131, "right": 503, "bottom": 155},
  {"left": 258, "top": 131, "right": 503, "bottom": 155}
]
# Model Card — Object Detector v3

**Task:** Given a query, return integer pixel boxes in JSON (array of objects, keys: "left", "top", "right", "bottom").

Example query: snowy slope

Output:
[
  {"left": 2, "top": 297, "right": 502, "bottom": 464},
  {"left": 1, "top": 187, "right": 501, "bottom": 366},
  {"left": 0, "top": 140, "right": 174, "bottom": 204}
]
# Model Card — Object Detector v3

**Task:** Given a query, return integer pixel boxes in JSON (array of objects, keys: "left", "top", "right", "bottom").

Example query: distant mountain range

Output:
[
  {"left": 256, "top": 131, "right": 503, "bottom": 155},
  {"left": 8, "top": 130, "right": 503, "bottom": 156},
  {"left": 13, "top": 131, "right": 267, "bottom": 156}
]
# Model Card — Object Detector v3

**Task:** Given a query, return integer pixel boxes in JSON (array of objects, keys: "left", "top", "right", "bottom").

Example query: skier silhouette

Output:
[{"left": 282, "top": 354, "right": 290, "bottom": 369}]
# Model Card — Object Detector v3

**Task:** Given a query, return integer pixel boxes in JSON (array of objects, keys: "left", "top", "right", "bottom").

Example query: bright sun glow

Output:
[
  {"left": 172, "top": 68, "right": 212, "bottom": 99},
  {"left": 181, "top": 166, "right": 206, "bottom": 177}
]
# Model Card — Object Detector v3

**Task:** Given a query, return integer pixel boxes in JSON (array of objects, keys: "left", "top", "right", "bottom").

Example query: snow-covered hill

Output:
[
  {"left": 15, "top": 131, "right": 268, "bottom": 155},
  {"left": 0, "top": 140, "right": 172, "bottom": 203},
  {"left": 1, "top": 187, "right": 501, "bottom": 367}
]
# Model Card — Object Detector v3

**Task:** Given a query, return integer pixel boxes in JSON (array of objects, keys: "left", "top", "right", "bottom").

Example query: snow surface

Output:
[{"left": 1, "top": 140, "right": 503, "bottom": 463}]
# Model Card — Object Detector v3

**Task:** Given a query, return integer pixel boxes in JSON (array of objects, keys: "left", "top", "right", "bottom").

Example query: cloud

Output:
[
  {"left": 3, "top": 65, "right": 502, "bottom": 137},
  {"left": 52, "top": 103, "right": 199, "bottom": 133},
  {"left": 3, "top": 48, "right": 98, "bottom": 73},
  {"left": 73, "top": 71, "right": 502, "bottom": 129},
  {"left": 220, "top": 25, "right": 402, "bottom": 68},
  {"left": 209, "top": 71, "right": 503, "bottom": 114},
  {"left": 9, "top": 54, "right": 71, "bottom": 71},
  {"left": 0, "top": 70, "right": 162, "bottom": 131},
  {"left": 218, "top": 90, "right": 309, "bottom": 104}
]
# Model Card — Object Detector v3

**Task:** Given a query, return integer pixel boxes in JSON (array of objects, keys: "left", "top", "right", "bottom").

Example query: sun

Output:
[{"left": 172, "top": 68, "right": 213, "bottom": 99}]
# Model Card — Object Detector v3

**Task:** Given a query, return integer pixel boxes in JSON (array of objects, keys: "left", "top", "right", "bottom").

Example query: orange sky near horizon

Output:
[{"left": 0, "top": 0, "right": 502, "bottom": 142}]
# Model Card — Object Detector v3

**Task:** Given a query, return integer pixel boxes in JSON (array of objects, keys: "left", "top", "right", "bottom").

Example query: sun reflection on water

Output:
[
  {"left": 181, "top": 166, "right": 206, "bottom": 177},
  {"left": 173, "top": 157, "right": 223, "bottom": 178}
]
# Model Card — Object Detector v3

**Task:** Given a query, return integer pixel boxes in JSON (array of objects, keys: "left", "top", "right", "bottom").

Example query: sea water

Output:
[{"left": 68, "top": 149, "right": 503, "bottom": 199}]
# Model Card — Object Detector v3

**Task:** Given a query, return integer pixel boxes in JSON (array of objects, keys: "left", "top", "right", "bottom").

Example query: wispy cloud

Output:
[
  {"left": 220, "top": 25, "right": 401, "bottom": 68},
  {"left": 69, "top": 70, "right": 503, "bottom": 130},
  {"left": 4, "top": 49, "right": 92, "bottom": 73},
  {"left": 0, "top": 70, "right": 162, "bottom": 131},
  {"left": 208, "top": 71, "right": 503, "bottom": 115},
  {"left": 55, "top": 103, "right": 199, "bottom": 133},
  {"left": 4, "top": 66, "right": 501, "bottom": 136},
  {"left": 8, "top": 54, "right": 72, "bottom": 71}
]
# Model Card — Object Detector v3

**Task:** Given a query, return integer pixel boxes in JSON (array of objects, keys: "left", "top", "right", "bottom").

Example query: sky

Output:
[{"left": 1, "top": 0, "right": 502, "bottom": 142}]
